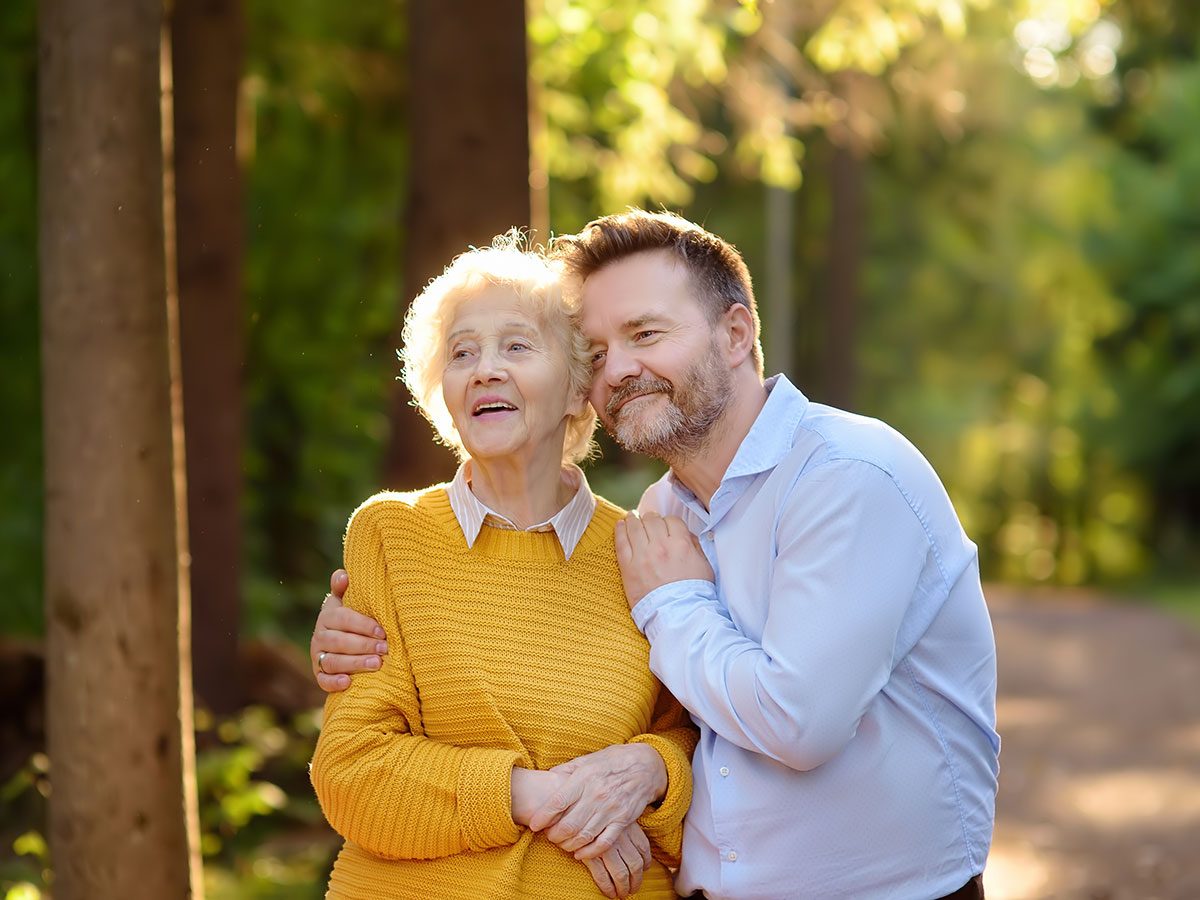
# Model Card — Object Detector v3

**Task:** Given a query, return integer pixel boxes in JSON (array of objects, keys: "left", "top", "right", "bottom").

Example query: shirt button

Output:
[
  {"left": 719, "top": 766, "right": 730, "bottom": 777},
  {"left": 705, "top": 531, "right": 715, "bottom": 541},
  {"left": 727, "top": 850, "right": 738, "bottom": 862}
]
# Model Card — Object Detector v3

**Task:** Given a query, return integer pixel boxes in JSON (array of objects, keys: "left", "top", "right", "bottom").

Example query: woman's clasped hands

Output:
[{"left": 511, "top": 742, "right": 667, "bottom": 898}]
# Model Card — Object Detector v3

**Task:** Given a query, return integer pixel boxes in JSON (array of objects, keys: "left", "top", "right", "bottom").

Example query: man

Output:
[{"left": 312, "top": 211, "right": 999, "bottom": 899}]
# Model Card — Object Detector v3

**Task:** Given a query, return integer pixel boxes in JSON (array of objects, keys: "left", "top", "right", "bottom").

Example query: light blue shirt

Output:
[{"left": 633, "top": 375, "right": 999, "bottom": 900}]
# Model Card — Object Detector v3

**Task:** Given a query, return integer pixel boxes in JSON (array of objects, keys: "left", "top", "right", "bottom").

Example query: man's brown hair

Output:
[{"left": 551, "top": 209, "right": 763, "bottom": 373}]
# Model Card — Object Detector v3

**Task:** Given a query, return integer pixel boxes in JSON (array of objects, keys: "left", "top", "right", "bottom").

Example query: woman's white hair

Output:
[{"left": 400, "top": 231, "right": 597, "bottom": 465}]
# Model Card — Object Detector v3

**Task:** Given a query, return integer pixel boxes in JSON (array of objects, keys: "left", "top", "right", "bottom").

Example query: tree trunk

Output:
[
  {"left": 172, "top": 0, "right": 245, "bottom": 715},
  {"left": 764, "top": 183, "right": 796, "bottom": 379},
  {"left": 383, "top": 0, "right": 533, "bottom": 489},
  {"left": 38, "top": 0, "right": 201, "bottom": 896},
  {"left": 824, "top": 143, "right": 862, "bottom": 410}
]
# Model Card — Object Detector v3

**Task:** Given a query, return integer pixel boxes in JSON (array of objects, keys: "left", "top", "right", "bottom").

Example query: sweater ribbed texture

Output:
[{"left": 311, "top": 486, "right": 697, "bottom": 899}]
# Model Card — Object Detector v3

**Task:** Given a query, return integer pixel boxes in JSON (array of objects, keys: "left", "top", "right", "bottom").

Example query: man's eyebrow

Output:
[{"left": 622, "top": 314, "right": 669, "bottom": 330}]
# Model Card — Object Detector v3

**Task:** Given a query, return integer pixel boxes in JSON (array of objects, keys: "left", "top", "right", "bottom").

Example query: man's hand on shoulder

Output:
[
  {"left": 310, "top": 569, "right": 389, "bottom": 692},
  {"left": 615, "top": 512, "right": 714, "bottom": 610}
]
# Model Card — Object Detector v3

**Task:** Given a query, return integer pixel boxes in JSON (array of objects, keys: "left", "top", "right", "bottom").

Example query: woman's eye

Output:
[
  {"left": 450, "top": 348, "right": 472, "bottom": 360},
  {"left": 508, "top": 341, "right": 530, "bottom": 352}
]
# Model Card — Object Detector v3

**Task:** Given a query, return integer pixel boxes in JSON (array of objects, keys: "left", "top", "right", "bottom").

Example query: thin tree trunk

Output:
[
  {"left": 172, "top": 0, "right": 245, "bottom": 715},
  {"left": 824, "top": 143, "right": 862, "bottom": 409},
  {"left": 39, "top": 0, "right": 200, "bottom": 895},
  {"left": 383, "top": 0, "right": 533, "bottom": 489},
  {"left": 764, "top": 183, "right": 796, "bottom": 379}
]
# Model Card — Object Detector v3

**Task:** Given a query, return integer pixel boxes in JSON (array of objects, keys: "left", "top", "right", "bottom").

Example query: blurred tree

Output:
[
  {"left": 238, "top": 2, "right": 408, "bottom": 632},
  {"left": 38, "top": 0, "right": 200, "bottom": 895},
  {"left": 172, "top": 0, "right": 247, "bottom": 715},
  {"left": 382, "top": 0, "right": 533, "bottom": 489},
  {"left": 0, "top": 0, "right": 41, "bottom": 636},
  {"left": 1091, "top": 57, "right": 1200, "bottom": 561}
]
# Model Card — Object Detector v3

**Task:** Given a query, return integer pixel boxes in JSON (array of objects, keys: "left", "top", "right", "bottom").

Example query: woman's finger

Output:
[
  {"left": 550, "top": 803, "right": 607, "bottom": 852},
  {"left": 600, "top": 847, "right": 632, "bottom": 898},
  {"left": 628, "top": 822, "right": 652, "bottom": 870},
  {"left": 573, "top": 821, "right": 624, "bottom": 860},
  {"left": 614, "top": 834, "right": 644, "bottom": 895},
  {"left": 582, "top": 857, "right": 617, "bottom": 899},
  {"left": 529, "top": 776, "right": 584, "bottom": 833}
]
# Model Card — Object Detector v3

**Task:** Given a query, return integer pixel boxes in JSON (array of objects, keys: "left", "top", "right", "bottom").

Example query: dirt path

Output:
[{"left": 985, "top": 587, "right": 1200, "bottom": 899}]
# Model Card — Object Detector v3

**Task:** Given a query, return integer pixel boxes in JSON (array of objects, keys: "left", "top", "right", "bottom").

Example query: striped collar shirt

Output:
[{"left": 446, "top": 461, "right": 597, "bottom": 560}]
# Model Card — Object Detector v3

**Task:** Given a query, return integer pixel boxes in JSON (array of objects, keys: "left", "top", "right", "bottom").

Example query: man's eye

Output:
[
  {"left": 635, "top": 330, "right": 659, "bottom": 341},
  {"left": 591, "top": 350, "right": 607, "bottom": 367}
]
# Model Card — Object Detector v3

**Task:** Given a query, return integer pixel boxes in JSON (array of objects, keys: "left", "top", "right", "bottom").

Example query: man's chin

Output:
[{"left": 610, "top": 423, "right": 676, "bottom": 460}]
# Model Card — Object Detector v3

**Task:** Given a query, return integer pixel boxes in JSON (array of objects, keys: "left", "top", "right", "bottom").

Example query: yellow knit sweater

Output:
[{"left": 311, "top": 486, "right": 697, "bottom": 900}]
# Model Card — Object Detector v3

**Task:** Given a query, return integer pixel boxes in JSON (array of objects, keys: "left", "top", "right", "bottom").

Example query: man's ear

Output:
[{"left": 721, "top": 304, "right": 758, "bottom": 368}]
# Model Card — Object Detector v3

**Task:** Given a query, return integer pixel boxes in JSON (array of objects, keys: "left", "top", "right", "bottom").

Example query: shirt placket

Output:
[{"left": 677, "top": 477, "right": 752, "bottom": 876}]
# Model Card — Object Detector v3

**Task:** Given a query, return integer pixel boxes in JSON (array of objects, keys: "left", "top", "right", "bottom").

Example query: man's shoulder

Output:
[
  {"left": 636, "top": 471, "right": 683, "bottom": 517},
  {"left": 790, "top": 401, "right": 917, "bottom": 477}
]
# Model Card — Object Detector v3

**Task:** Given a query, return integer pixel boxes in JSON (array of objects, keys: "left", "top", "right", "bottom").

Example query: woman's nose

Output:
[{"left": 471, "top": 347, "right": 508, "bottom": 383}]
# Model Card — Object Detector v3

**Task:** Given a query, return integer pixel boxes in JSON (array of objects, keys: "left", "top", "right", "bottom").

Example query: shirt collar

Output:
[
  {"left": 446, "top": 460, "right": 598, "bottom": 560},
  {"left": 667, "top": 373, "right": 809, "bottom": 505}
]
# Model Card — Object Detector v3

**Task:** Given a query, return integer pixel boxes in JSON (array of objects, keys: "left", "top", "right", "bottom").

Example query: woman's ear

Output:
[{"left": 566, "top": 390, "right": 589, "bottom": 419}]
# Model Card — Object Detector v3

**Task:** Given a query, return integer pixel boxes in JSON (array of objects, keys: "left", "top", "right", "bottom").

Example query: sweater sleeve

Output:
[
  {"left": 310, "top": 501, "right": 524, "bottom": 860},
  {"left": 626, "top": 683, "right": 698, "bottom": 867}
]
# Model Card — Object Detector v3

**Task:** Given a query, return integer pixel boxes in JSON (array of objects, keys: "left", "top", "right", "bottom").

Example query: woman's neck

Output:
[{"left": 467, "top": 453, "right": 574, "bottom": 529}]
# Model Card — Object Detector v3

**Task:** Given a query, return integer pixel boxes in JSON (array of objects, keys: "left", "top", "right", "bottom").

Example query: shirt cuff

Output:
[
  {"left": 630, "top": 579, "right": 721, "bottom": 638},
  {"left": 456, "top": 748, "right": 525, "bottom": 851}
]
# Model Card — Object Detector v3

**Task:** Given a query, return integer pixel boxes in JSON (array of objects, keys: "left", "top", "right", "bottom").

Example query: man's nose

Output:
[{"left": 603, "top": 344, "right": 641, "bottom": 385}]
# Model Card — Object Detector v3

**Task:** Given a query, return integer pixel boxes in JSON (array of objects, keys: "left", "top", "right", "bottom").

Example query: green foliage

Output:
[
  {"left": 859, "top": 15, "right": 1153, "bottom": 584},
  {"left": 240, "top": 0, "right": 407, "bottom": 640},
  {"left": 0, "top": 755, "right": 49, "bottom": 896},
  {"left": 195, "top": 706, "right": 334, "bottom": 897},
  {"left": 0, "top": 0, "right": 41, "bottom": 635},
  {"left": 530, "top": 0, "right": 743, "bottom": 218},
  {"left": 0, "top": 708, "right": 334, "bottom": 899},
  {"left": 1089, "top": 59, "right": 1200, "bottom": 560}
]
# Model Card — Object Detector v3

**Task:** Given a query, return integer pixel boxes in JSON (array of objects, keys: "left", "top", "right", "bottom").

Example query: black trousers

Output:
[
  {"left": 938, "top": 874, "right": 985, "bottom": 900},
  {"left": 684, "top": 874, "right": 984, "bottom": 900}
]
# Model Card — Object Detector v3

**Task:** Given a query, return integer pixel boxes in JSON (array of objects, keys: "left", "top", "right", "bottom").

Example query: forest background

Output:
[{"left": 1, "top": 0, "right": 1198, "bottom": 896}]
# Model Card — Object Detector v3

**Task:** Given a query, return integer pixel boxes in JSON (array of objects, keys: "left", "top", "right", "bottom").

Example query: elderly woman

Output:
[{"left": 310, "top": 236, "right": 696, "bottom": 900}]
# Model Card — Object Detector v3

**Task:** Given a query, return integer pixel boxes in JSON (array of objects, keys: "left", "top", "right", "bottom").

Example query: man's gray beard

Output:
[{"left": 604, "top": 343, "right": 732, "bottom": 465}]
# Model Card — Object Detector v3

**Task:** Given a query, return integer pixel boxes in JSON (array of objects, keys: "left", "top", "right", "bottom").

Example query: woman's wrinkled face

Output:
[{"left": 441, "top": 285, "right": 583, "bottom": 467}]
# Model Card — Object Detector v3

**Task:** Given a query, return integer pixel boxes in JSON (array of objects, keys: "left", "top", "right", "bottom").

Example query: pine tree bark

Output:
[
  {"left": 39, "top": 0, "right": 201, "bottom": 895},
  {"left": 172, "top": 0, "right": 245, "bottom": 715},
  {"left": 383, "top": 0, "right": 533, "bottom": 489}
]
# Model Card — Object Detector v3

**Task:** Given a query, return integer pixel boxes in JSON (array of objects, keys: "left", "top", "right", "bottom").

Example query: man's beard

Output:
[{"left": 602, "top": 341, "right": 732, "bottom": 464}]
